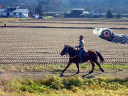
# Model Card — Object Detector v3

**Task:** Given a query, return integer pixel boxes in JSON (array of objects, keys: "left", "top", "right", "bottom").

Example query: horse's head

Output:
[
  {"left": 60, "top": 45, "right": 76, "bottom": 56},
  {"left": 60, "top": 45, "right": 69, "bottom": 56}
]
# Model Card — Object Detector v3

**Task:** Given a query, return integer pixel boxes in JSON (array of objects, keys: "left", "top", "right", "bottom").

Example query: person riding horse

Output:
[
  {"left": 60, "top": 45, "right": 104, "bottom": 76},
  {"left": 75, "top": 35, "right": 88, "bottom": 63}
]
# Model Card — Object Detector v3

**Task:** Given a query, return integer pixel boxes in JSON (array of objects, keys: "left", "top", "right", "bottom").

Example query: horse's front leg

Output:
[
  {"left": 60, "top": 61, "right": 71, "bottom": 77},
  {"left": 76, "top": 62, "right": 79, "bottom": 74}
]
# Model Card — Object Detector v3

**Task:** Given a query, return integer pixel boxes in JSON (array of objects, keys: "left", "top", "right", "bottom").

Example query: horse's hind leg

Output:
[
  {"left": 89, "top": 61, "right": 95, "bottom": 74},
  {"left": 95, "top": 61, "right": 104, "bottom": 72}
]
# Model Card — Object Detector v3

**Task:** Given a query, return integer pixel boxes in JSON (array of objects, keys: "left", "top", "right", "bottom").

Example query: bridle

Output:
[
  {"left": 64, "top": 46, "right": 69, "bottom": 55},
  {"left": 64, "top": 46, "right": 75, "bottom": 56},
  {"left": 63, "top": 46, "right": 78, "bottom": 59}
]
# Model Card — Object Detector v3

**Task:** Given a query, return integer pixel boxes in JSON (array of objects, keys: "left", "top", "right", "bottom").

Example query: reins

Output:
[
  {"left": 64, "top": 46, "right": 69, "bottom": 55},
  {"left": 70, "top": 55, "right": 78, "bottom": 59},
  {"left": 65, "top": 46, "right": 78, "bottom": 59}
]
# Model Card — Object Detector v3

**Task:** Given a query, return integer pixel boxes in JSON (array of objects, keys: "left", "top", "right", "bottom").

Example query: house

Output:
[
  {"left": 89, "top": 10, "right": 101, "bottom": 18},
  {"left": 0, "top": 6, "right": 29, "bottom": 18},
  {"left": 64, "top": 8, "right": 89, "bottom": 18}
]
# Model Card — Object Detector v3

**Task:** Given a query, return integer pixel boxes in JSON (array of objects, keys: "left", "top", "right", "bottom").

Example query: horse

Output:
[{"left": 60, "top": 45, "right": 104, "bottom": 76}]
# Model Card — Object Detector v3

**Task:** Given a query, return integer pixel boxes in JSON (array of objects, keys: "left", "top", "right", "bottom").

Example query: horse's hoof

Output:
[
  {"left": 101, "top": 68, "right": 104, "bottom": 72},
  {"left": 60, "top": 73, "right": 63, "bottom": 77},
  {"left": 82, "top": 75, "right": 85, "bottom": 79},
  {"left": 76, "top": 71, "right": 79, "bottom": 74},
  {"left": 89, "top": 71, "right": 93, "bottom": 74}
]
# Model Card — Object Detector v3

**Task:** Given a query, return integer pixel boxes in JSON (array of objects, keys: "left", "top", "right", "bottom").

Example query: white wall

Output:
[
  {"left": 0, "top": 12, "right": 28, "bottom": 18},
  {"left": 0, "top": 12, "right": 7, "bottom": 16}
]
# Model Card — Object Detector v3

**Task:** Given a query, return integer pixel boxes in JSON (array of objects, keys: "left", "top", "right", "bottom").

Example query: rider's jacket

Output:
[{"left": 79, "top": 40, "right": 85, "bottom": 50}]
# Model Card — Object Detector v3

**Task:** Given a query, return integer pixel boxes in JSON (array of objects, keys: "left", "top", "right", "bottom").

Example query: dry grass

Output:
[{"left": 0, "top": 75, "right": 127, "bottom": 96}]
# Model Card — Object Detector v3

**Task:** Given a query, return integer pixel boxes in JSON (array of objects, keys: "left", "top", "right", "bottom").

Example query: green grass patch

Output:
[
  {"left": 1, "top": 65, "right": 9, "bottom": 71},
  {"left": 0, "top": 76, "right": 127, "bottom": 96},
  {"left": 0, "top": 64, "right": 127, "bottom": 73},
  {"left": 44, "top": 16, "right": 54, "bottom": 19},
  {"left": 53, "top": 69, "right": 62, "bottom": 72},
  {"left": 101, "top": 64, "right": 128, "bottom": 70},
  {"left": 80, "top": 64, "right": 87, "bottom": 68}
]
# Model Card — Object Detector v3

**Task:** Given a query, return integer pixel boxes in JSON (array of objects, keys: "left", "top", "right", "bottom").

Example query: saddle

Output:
[{"left": 76, "top": 50, "right": 89, "bottom": 61}]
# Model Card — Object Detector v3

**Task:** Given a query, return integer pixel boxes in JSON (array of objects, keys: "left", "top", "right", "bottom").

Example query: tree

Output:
[
  {"left": 38, "top": 0, "right": 51, "bottom": 5},
  {"left": 35, "top": 4, "right": 44, "bottom": 16},
  {"left": 106, "top": 10, "right": 113, "bottom": 18},
  {"left": 117, "top": 14, "right": 121, "bottom": 19}
]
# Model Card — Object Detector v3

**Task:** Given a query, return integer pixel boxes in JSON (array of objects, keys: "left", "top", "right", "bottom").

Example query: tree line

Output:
[{"left": 0, "top": 0, "right": 128, "bottom": 15}]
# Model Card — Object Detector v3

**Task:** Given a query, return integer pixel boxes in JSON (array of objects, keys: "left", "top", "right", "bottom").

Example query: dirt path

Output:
[{"left": 0, "top": 70, "right": 127, "bottom": 79}]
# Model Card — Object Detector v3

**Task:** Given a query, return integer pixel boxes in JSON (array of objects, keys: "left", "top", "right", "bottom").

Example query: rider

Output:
[{"left": 75, "top": 35, "right": 87, "bottom": 63}]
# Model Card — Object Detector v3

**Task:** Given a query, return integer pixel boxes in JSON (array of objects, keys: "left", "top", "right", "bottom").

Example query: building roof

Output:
[
  {"left": 0, "top": 9, "right": 5, "bottom": 12},
  {"left": 0, "top": 8, "right": 29, "bottom": 13}
]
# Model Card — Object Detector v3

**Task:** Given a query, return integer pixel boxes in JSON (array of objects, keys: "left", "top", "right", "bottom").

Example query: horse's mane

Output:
[{"left": 67, "top": 45, "right": 76, "bottom": 51}]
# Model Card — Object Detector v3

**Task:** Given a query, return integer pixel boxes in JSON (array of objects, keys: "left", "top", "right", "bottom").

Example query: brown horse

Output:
[{"left": 60, "top": 45, "right": 104, "bottom": 76}]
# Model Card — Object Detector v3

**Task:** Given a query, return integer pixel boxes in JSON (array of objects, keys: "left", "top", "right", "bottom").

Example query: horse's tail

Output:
[{"left": 96, "top": 51, "right": 104, "bottom": 63}]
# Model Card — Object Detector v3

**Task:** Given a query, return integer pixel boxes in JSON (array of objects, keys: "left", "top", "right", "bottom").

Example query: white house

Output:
[
  {"left": 0, "top": 6, "right": 29, "bottom": 18},
  {"left": 89, "top": 10, "right": 101, "bottom": 18}
]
